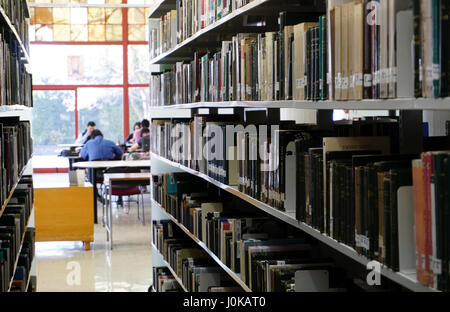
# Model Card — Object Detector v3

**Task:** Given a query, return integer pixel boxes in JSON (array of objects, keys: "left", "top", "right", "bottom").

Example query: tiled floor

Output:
[{"left": 34, "top": 174, "right": 153, "bottom": 292}]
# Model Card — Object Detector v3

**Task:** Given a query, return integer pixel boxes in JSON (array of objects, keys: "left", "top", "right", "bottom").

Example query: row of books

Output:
[
  {"left": 0, "top": 118, "right": 32, "bottom": 208},
  {"left": 150, "top": 0, "right": 450, "bottom": 106},
  {"left": 152, "top": 173, "right": 360, "bottom": 291},
  {"left": 153, "top": 267, "right": 184, "bottom": 292},
  {"left": 149, "top": 0, "right": 256, "bottom": 59},
  {"left": 0, "top": 31, "right": 32, "bottom": 107},
  {"left": 412, "top": 151, "right": 450, "bottom": 291},
  {"left": 1, "top": 0, "right": 30, "bottom": 54},
  {"left": 152, "top": 219, "right": 238, "bottom": 292},
  {"left": 9, "top": 227, "right": 34, "bottom": 292},
  {"left": 150, "top": 117, "right": 450, "bottom": 289},
  {"left": 0, "top": 180, "right": 34, "bottom": 292}
]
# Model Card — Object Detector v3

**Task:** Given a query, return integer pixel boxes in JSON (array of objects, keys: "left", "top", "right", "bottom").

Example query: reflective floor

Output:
[{"left": 35, "top": 194, "right": 153, "bottom": 292}]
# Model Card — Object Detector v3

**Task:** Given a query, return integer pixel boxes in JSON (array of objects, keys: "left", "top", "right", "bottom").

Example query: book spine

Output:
[
  {"left": 441, "top": 0, "right": 450, "bottom": 97},
  {"left": 413, "top": 0, "right": 423, "bottom": 97},
  {"left": 371, "top": 0, "right": 380, "bottom": 99},
  {"left": 432, "top": 0, "right": 441, "bottom": 98},
  {"left": 314, "top": 26, "right": 320, "bottom": 101}
]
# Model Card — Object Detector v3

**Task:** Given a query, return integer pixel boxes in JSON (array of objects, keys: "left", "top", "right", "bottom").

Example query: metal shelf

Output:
[
  {"left": 150, "top": 152, "right": 438, "bottom": 292},
  {"left": 149, "top": 97, "right": 450, "bottom": 111},
  {"left": 0, "top": 6, "right": 31, "bottom": 66},
  {"left": 151, "top": 199, "right": 252, "bottom": 292},
  {"left": 151, "top": 243, "right": 188, "bottom": 292},
  {"left": 8, "top": 212, "right": 33, "bottom": 292},
  {"left": 149, "top": 0, "right": 324, "bottom": 65},
  {"left": 0, "top": 158, "right": 33, "bottom": 219},
  {"left": 148, "top": 0, "right": 177, "bottom": 19}
]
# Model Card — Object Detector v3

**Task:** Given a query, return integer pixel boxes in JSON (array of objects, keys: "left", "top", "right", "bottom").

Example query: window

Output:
[
  {"left": 30, "top": 1, "right": 152, "bottom": 153},
  {"left": 31, "top": 45, "right": 124, "bottom": 85},
  {"left": 32, "top": 90, "right": 76, "bottom": 155}
]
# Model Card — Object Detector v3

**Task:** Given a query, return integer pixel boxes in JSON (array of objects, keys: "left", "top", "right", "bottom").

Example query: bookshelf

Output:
[
  {"left": 149, "top": 0, "right": 450, "bottom": 292},
  {"left": 149, "top": 0, "right": 325, "bottom": 64},
  {"left": 150, "top": 153, "right": 436, "bottom": 292},
  {"left": 8, "top": 211, "right": 32, "bottom": 291},
  {"left": 151, "top": 242, "right": 189, "bottom": 291},
  {"left": 0, "top": 158, "right": 32, "bottom": 218},
  {"left": 151, "top": 198, "right": 252, "bottom": 291},
  {"left": 0, "top": 0, "right": 34, "bottom": 293},
  {"left": 0, "top": 5, "right": 31, "bottom": 66},
  {"left": 149, "top": 98, "right": 450, "bottom": 111}
]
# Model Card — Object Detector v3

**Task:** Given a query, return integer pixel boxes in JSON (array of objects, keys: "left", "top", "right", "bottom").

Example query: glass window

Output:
[
  {"left": 128, "top": 45, "right": 149, "bottom": 84},
  {"left": 78, "top": 88, "right": 124, "bottom": 142},
  {"left": 31, "top": 45, "right": 123, "bottom": 85},
  {"left": 129, "top": 87, "right": 149, "bottom": 132},
  {"left": 32, "top": 90, "right": 76, "bottom": 155}
]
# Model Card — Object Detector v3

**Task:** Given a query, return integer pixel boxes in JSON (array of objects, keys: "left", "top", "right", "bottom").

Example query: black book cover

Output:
[{"left": 364, "top": 0, "right": 373, "bottom": 99}]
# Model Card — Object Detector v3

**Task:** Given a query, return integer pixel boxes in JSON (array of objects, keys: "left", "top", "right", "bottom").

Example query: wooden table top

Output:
[{"left": 103, "top": 173, "right": 150, "bottom": 185}]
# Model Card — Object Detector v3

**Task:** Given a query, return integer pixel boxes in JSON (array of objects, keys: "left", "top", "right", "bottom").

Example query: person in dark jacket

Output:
[{"left": 75, "top": 121, "right": 96, "bottom": 145}]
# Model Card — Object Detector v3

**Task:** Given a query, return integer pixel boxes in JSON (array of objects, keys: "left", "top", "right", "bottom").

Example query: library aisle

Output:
[{"left": 34, "top": 174, "right": 152, "bottom": 292}]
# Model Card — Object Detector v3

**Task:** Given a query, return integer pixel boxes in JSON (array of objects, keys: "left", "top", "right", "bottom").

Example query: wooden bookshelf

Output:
[
  {"left": 150, "top": 152, "right": 438, "bottom": 293},
  {"left": 0, "top": 5, "right": 31, "bottom": 66},
  {"left": 151, "top": 198, "right": 252, "bottom": 292},
  {"left": 149, "top": 0, "right": 324, "bottom": 65},
  {"left": 151, "top": 242, "right": 189, "bottom": 292}
]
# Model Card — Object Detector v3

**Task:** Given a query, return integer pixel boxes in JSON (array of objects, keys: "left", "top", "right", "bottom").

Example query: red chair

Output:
[{"left": 101, "top": 167, "right": 146, "bottom": 226}]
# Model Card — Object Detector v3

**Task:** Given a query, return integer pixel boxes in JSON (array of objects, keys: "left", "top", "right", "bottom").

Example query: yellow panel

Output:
[
  {"left": 128, "top": 25, "right": 145, "bottom": 41},
  {"left": 35, "top": 8, "right": 53, "bottom": 25},
  {"left": 35, "top": 186, "right": 94, "bottom": 243},
  {"left": 53, "top": 8, "right": 70, "bottom": 24},
  {"left": 53, "top": 25, "right": 71, "bottom": 41},
  {"left": 106, "top": 0, "right": 122, "bottom": 3},
  {"left": 106, "top": 25, "right": 122, "bottom": 41},
  {"left": 128, "top": 8, "right": 145, "bottom": 25},
  {"left": 71, "top": 24, "right": 88, "bottom": 41},
  {"left": 88, "top": 8, "right": 105, "bottom": 25},
  {"left": 89, "top": 25, "right": 106, "bottom": 41},
  {"left": 71, "top": 0, "right": 89, "bottom": 3},
  {"left": 105, "top": 8, "right": 122, "bottom": 25}
]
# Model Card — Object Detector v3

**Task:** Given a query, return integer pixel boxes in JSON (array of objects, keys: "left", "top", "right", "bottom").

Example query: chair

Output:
[{"left": 102, "top": 167, "right": 146, "bottom": 226}]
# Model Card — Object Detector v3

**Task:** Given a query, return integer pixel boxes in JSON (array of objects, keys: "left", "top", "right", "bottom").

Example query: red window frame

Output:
[{"left": 31, "top": 0, "right": 149, "bottom": 140}]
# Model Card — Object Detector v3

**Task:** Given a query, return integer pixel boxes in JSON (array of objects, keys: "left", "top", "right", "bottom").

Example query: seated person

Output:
[
  {"left": 132, "top": 119, "right": 150, "bottom": 144},
  {"left": 126, "top": 122, "right": 141, "bottom": 144},
  {"left": 80, "top": 129, "right": 124, "bottom": 161},
  {"left": 75, "top": 121, "right": 96, "bottom": 145},
  {"left": 130, "top": 128, "right": 150, "bottom": 153}
]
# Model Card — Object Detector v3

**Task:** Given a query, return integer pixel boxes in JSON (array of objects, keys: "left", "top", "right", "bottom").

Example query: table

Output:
[
  {"left": 73, "top": 160, "right": 151, "bottom": 224},
  {"left": 34, "top": 181, "right": 94, "bottom": 250},
  {"left": 57, "top": 144, "right": 84, "bottom": 170},
  {"left": 103, "top": 173, "right": 150, "bottom": 249}
]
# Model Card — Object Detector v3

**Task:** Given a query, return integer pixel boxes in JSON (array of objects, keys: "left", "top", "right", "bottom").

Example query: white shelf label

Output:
[{"left": 364, "top": 74, "right": 373, "bottom": 87}]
